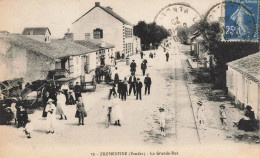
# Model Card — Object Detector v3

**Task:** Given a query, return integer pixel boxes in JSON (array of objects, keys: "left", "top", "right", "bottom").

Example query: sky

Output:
[{"left": 0, "top": 0, "right": 220, "bottom": 38}]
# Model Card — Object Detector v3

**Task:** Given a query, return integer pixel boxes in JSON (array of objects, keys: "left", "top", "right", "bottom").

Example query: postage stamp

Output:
[{"left": 224, "top": 0, "right": 258, "bottom": 41}]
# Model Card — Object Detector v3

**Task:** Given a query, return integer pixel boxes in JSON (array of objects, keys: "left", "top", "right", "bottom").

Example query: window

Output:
[
  {"left": 93, "top": 28, "right": 103, "bottom": 39},
  {"left": 85, "top": 33, "right": 91, "bottom": 40}
]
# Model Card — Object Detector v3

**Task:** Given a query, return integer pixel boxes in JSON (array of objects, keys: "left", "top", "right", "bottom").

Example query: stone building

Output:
[{"left": 72, "top": 2, "right": 134, "bottom": 59}]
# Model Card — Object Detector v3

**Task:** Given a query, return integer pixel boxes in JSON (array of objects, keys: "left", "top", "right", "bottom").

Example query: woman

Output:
[
  {"left": 237, "top": 105, "right": 258, "bottom": 131},
  {"left": 45, "top": 99, "right": 56, "bottom": 134},
  {"left": 197, "top": 101, "right": 206, "bottom": 130},
  {"left": 42, "top": 91, "right": 50, "bottom": 118},
  {"left": 56, "top": 90, "right": 67, "bottom": 120},
  {"left": 110, "top": 93, "right": 122, "bottom": 126},
  {"left": 75, "top": 97, "right": 87, "bottom": 126}
]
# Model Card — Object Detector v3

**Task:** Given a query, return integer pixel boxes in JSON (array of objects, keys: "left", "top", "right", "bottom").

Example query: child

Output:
[
  {"left": 75, "top": 97, "right": 87, "bottom": 126},
  {"left": 159, "top": 107, "right": 166, "bottom": 136},
  {"left": 197, "top": 101, "right": 206, "bottom": 130},
  {"left": 45, "top": 99, "right": 56, "bottom": 134},
  {"left": 24, "top": 119, "right": 32, "bottom": 139},
  {"left": 219, "top": 104, "right": 228, "bottom": 131},
  {"left": 17, "top": 105, "right": 28, "bottom": 128}
]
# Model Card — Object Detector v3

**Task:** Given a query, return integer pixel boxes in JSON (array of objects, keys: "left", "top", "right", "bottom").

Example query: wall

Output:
[
  {"left": 227, "top": 66, "right": 259, "bottom": 119},
  {"left": 123, "top": 24, "right": 134, "bottom": 56},
  {"left": 72, "top": 7, "right": 124, "bottom": 54},
  {"left": 0, "top": 41, "right": 27, "bottom": 82},
  {"left": 88, "top": 52, "right": 96, "bottom": 72},
  {"left": 26, "top": 50, "right": 55, "bottom": 83},
  {"left": 0, "top": 41, "right": 55, "bottom": 85}
]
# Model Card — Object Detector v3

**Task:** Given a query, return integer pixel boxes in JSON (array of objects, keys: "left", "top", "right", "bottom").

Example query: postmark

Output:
[{"left": 154, "top": 3, "right": 201, "bottom": 42}]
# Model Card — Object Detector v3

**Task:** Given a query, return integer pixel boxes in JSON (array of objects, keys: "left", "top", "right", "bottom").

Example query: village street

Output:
[{"left": 1, "top": 41, "right": 259, "bottom": 158}]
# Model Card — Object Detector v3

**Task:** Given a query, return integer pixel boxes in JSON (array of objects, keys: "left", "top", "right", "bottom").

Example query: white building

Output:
[
  {"left": 226, "top": 52, "right": 260, "bottom": 119},
  {"left": 72, "top": 2, "right": 134, "bottom": 59},
  {"left": 50, "top": 39, "right": 97, "bottom": 84},
  {"left": 22, "top": 27, "right": 51, "bottom": 43}
]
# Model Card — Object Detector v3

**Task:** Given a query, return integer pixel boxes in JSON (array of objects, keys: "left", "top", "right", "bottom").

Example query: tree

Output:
[
  {"left": 176, "top": 26, "right": 189, "bottom": 44},
  {"left": 134, "top": 21, "right": 170, "bottom": 50}
]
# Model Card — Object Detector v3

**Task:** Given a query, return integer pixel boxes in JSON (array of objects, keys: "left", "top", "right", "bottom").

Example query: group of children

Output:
[{"left": 197, "top": 101, "right": 228, "bottom": 131}]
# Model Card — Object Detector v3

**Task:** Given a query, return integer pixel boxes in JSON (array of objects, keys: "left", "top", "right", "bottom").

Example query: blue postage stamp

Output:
[{"left": 224, "top": 0, "right": 258, "bottom": 41}]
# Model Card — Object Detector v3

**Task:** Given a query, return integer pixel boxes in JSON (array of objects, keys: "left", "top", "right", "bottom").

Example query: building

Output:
[
  {"left": 72, "top": 2, "right": 134, "bottom": 59},
  {"left": 75, "top": 39, "right": 114, "bottom": 66},
  {"left": 133, "top": 36, "right": 141, "bottom": 55},
  {"left": 226, "top": 52, "right": 260, "bottom": 119},
  {"left": 22, "top": 27, "right": 51, "bottom": 43},
  {"left": 0, "top": 33, "right": 55, "bottom": 86},
  {"left": 63, "top": 29, "right": 115, "bottom": 67},
  {"left": 49, "top": 39, "right": 98, "bottom": 84}
]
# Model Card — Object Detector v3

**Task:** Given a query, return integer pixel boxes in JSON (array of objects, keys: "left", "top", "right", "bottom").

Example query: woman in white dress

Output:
[
  {"left": 56, "top": 90, "right": 67, "bottom": 120},
  {"left": 197, "top": 101, "right": 206, "bottom": 130},
  {"left": 110, "top": 93, "right": 123, "bottom": 126}
]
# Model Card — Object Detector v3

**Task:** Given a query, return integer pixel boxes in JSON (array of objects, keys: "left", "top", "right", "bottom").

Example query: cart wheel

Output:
[{"left": 0, "top": 82, "right": 9, "bottom": 99}]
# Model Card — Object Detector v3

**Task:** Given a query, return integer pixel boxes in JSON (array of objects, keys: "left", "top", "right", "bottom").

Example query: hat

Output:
[
  {"left": 245, "top": 105, "right": 252, "bottom": 110},
  {"left": 219, "top": 104, "right": 225, "bottom": 108},
  {"left": 197, "top": 101, "right": 202, "bottom": 105},
  {"left": 132, "top": 60, "right": 135, "bottom": 61},
  {"left": 137, "top": 78, "right": 140, "bottom": 80},
  {"left": 159, "top": 107, "right": 165, "bottom": 111},
  {"left": 47, "top": 98, "right": 54, "bottom": 103}
]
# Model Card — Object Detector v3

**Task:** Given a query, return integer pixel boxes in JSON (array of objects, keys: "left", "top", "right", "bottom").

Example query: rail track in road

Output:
[{"left": 172, "top": 43, "right": 201, "bottom": 145}]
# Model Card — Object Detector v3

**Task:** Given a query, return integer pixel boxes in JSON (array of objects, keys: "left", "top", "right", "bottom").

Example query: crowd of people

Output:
[{"left": 0, "top": 49, "right": 258, "bottom": 140}]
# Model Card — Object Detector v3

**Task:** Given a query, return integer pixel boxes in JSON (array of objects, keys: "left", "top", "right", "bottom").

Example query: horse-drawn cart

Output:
[{"left": 0, "top": 78, "right": 23, "bottom": 100}]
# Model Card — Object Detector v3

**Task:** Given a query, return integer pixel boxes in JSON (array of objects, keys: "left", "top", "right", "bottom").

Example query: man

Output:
[
  {"left": 135, "top": 78, "right": 143, "bottom": 100},
  {"left": 166, "top": 52, "right": 169, "bottom": 62},
  {"left": 141, "top": 61, "right": 147, "bottom": 76},
  {"left": 130, "top": 60, "right": 137, "bottom": 75},
  {"left": 113, "top": 67, "right": 119, "bottom": 84},
  {"left": 121, "top": 80, "right": 127, "bottom": 101},
  {"left": 100, "top": 55, "right": 105, "bottom": 66},
  {"left": 144, "top": 73, "right": 152, "bottom": 95},
  {"left": 117, "top": 80, "right": 123, "bottom": 99},
  {"left": 128, "top": 73, "right": 136, "bottom": 96},
  {"left": 74, "top": 82, "right": 82, "bottom": 102},
  {"left": 140, "top": 51, "right": 144, "bottom": 59}
]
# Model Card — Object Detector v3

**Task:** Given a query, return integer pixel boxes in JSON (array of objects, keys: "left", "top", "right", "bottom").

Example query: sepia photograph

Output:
[{"left": 0, "top": 0, "right": 259, "bottom": 157}]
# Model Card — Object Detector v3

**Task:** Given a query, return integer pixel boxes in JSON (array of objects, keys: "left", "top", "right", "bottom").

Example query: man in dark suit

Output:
[
  {"left": 166, "top": 52, "right": 169, "bottom": 62},
  {"left": 135, "top": 78, "right": 143, "bottom": 100},
  {"left": 144, "top": 73, "right": 152, "bottom": 95},
  {"left": 74, "top": 82, "right": 82, "bottom": 101},
  {"left": 141, "top": 61, "right": 147, "bottom": 76},
  {"left": 121, "top": 81, "right": 127, "bottom": 101},
  {"left": 128, "top": 73, "right": 136, "bottom": 96},
  {"left": 140, "top": 51, "right": 144, "bottom": 59},
  {"left": 130, "top": 60, "right": 137, "bottom": 75}
]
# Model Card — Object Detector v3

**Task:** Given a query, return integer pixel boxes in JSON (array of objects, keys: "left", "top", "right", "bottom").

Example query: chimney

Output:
[
  {"left": 64, "top": 28, "right": 74, "bottom": 41},
  {"left": 106, "top": 6, "right": 113, "bottom": 11},
  {"left": 95, "top": 2, "right": 100, "bottom": 6}
]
